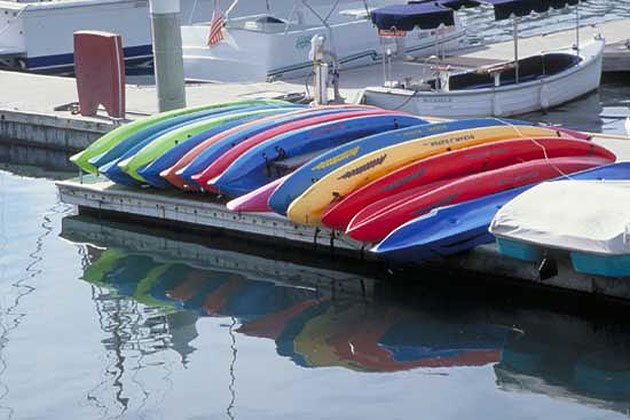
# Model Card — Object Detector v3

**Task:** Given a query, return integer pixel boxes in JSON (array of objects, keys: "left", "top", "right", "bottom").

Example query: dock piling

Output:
[{"left": 149, "top": 0, "right": 186, "bottom": 112}]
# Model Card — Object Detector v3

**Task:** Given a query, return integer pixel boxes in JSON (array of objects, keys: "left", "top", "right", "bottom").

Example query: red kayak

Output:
[
  {"left": 190, "top": 109, "right": 401, "bottom": 192},
  {"left": 346, "top": 155, "right": 614, "bottom": 242},
  {"left": 322, "top": 138, "right": 615, "bottom": 230},
  {"left": 160, "top": 104, "right": 374, "bottom": 189},
  {"left": 226, "top": 175, "right": 287, "bottom": 212}
]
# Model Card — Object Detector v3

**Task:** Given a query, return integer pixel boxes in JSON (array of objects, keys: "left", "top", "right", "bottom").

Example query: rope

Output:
[{"left": 493, "top": 117, "right": 574, "bottom": 180}]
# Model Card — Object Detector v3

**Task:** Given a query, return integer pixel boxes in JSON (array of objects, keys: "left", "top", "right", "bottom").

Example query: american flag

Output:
[{"left": 207, "top": 5, "right": 224, "bottom": 47}]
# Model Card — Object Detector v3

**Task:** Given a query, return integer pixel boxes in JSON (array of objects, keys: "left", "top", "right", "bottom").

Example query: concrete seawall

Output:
[{"left": 0, "top": 109, "right": 114, "bottom": 152}]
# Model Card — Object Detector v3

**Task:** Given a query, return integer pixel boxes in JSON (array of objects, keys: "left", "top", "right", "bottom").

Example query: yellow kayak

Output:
[{"left": 287, "top": 124, "right": 576, "bottom": 225}]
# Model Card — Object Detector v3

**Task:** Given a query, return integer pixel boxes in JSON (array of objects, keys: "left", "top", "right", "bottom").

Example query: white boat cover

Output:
[{"left": 489, "top": 180, "right": 630, "bottom": 255}]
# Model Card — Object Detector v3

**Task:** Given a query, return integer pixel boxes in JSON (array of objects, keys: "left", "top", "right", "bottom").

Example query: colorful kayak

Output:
[
  {"left": 136, "top": 116, "right": 270, "bottom": 188},
  {"left": 140, "top": 106, "right": 368, "bottom": 189},
  {"left": 100, "top": 107, "right": 289, "bottom": 186},
  {"left": 118, "top": 108, "right": 292, "bottom": 183},
  {"left": 269, "top": 118, "right": 537, "bottom": 218},
  {"left": 70, "top": 99, "right": 289, "bottom": 173},
  {"left": 88, "top": 103, "right": 297, "bottom": 171},
  {"left": 346, "top": 155, "right": 612, "bottom": 242},
  {"left": 184, "top": 109, "right": 397, "bottom": 192},
  {"left": 209, "top": 113, "right": 427, "bottom": 197},
  {"left": 160, "top": 105, "right": 374, "bottom": 190},
  {"left": 284, "top": 121, "right": 581, "bottom": 226},
  {"left": 320, "top": 138, "right": 615, "bottom": 230},
  {"left": 372, "top": 162, "right": 630, "bottom": 262},
  {"left": 226, "top": 176, "right": 288, "bottom": 213}
]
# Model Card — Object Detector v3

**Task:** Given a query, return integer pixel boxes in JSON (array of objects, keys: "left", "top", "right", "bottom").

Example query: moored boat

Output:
[
  {"left": 362, "top": 0, "right": 602, "bottom": 117},
  {"left": 491, "top": 180, "right": 630, "bottom": 277},
  {"left": 181, "top": 0, "right": 467, "bottom": 82}
]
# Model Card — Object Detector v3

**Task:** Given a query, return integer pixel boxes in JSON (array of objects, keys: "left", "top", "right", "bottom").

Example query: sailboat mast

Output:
[
  {"left": 575, "top": 0, "right": 580, "bottom": 55},
  {"left": 513, "top": 15, "right": 519, "bottom": 84}
]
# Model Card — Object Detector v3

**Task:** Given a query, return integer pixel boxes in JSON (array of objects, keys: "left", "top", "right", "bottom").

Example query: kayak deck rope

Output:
[{"left": 495, "top": 117, "right": 574, "bottom": 180}]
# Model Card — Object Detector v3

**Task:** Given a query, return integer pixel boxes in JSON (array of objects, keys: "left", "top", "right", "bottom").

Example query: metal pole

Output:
[
  {"left": 149, "top": 0, "right": 186, "bottom": 112},
  {"left": 575, "top": 1, "right": 580, "bottom": 55},
  {"left": 513, "top": 15, "right": 519, "bottom": 84}
]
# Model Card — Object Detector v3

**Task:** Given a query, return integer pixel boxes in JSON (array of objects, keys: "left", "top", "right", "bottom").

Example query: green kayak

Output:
[
  {"left": 70, "top": 99, "right": 288, "bottom": 174},
  {"left": 119, "top": 107, "right": 284, "bottom": 182}
]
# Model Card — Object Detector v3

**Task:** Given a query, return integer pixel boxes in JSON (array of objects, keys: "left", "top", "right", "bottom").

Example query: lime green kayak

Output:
[
  {"left": 70, "top": 99, "right": 288, "bottom": 174},
  {"left": 119, "top": 108, "right": 284, "bottom": 182}
]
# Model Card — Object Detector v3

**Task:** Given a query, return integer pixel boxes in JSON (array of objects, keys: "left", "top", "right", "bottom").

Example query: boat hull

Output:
[
  {"left": 363, "top": 38, "right": 605, "bottom": 118},
  {"left": 182, "top": 13, "right": 467, "bottom": 82}
]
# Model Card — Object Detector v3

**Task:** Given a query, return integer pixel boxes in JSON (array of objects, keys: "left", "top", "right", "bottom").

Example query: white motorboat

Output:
[
  {"left": 362, "top": 0, "right": 602, "bottom": 117},
  {"left": 0, "top": 0, "right": 283, "bottom": 74},
  {"left": 0, "top": 0, "right": 154, "bottom": 73},
  {"left": 181, "top": 0, "right": 468, "bottom": 83}
]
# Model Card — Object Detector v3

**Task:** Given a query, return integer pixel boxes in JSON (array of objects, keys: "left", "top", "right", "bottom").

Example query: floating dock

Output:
[{"left": 56, "top": 134, "right": 630, "bottom": 302}]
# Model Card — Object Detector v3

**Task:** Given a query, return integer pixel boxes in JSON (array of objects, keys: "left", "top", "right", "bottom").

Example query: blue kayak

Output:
[
  {"left": 137, "top": 115, "right": 268, "bottom": 188},
  {"left": 100, "top": 107, "right": 292, "bottom": 186},
  {"left": 90, "top": 103, "right": 300, "bottom": 169},
  {"left": 177, "top": 107, "right": 370, "bottom": 189},
  {"left": 268, "top": 118, "right": 531, "bottom": 216},
  {"left": 212, "top": 114, "right": 428, "bottom": 197},
  {"left": 372, "top": 162, "right": 630, "bottom": 263}
]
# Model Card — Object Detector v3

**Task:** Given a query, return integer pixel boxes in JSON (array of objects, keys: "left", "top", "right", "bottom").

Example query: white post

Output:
[
  {"left": 513, "top": 15, "right": 519, "bottom": 84},
  {"left": 310, "top": 35, "right": 328, "bottom": 105},
  {"left": 149, "top": 0, "right": 186, "bottom": 112}
]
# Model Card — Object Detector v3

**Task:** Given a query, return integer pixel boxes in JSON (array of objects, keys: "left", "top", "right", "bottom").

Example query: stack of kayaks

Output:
[{"left": 71, "top": 100, "right": 625, "bottom": 266}]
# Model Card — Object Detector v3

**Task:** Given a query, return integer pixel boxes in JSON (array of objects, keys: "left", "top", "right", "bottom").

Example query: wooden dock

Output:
[
  {"left": 603, "top": 39, "right": 630, "bottom": 72},
  {"left": 56, "top": 177, "right": 364, "bottom": 252}
]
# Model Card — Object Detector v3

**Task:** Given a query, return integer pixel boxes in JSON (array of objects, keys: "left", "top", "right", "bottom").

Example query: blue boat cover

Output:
[
  {"left": 484, "top": 0, "right": 581, "bottom": 20},
  {"left": 371, "top": 3, "right": 455, "bottom": 30},
  {"left": 371, "top": 0, "right": 583, "bottom": 30}
]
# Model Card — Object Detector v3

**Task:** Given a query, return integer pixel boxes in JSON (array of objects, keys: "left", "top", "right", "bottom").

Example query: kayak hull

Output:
[
  {"left": 190, "top": 109, "right": 399, "bottom": 192},
  {"left": 346, "top": 156, "right": 613, "bottom": 243},
  {"left": 321, "top": 137, "right": 615, "bottom": 230},
  {"left": 211, "top": 113, "right": 427, "bottom": 197},
  {"left": 372, "top": 162, "right": 630, "bottom": 263}
]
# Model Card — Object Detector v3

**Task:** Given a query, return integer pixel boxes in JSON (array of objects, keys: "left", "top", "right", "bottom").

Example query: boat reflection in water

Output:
[{"left": 62, "top": 214, "right": 630, "bottom": 415}]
